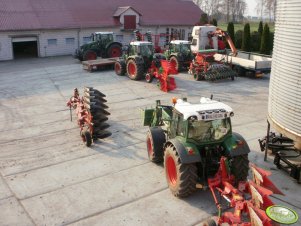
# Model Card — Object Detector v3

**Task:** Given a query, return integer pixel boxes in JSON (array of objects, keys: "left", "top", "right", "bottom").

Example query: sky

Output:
[{"left": 247, "top": 0, "right": 257, "bottom": 17}]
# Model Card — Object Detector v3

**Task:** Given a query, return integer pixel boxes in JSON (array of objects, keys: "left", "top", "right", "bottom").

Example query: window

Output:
[
  {"left": 66, "top": 38, "right": 75, "bottom": 45},
  {"left": 116, "top": 35, "right": 124, "bottom": 43},
  {"left": 48, "top": 39, "right": 57, "bottom": 46},
  {"left": 191, "top": 39, "right": 197, "bottom": 46},
  {"left": 124, "top": 15, "right": 136, "bottom": 30},
  {"left": 83, "top": 36, "right": 91, "bottom": 44}
]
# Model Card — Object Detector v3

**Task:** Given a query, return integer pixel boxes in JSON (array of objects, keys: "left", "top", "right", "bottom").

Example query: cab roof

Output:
[
  {"left": 130, "top": 41, "right": 153, "bottom": 46},
  {"left": 175, "top": 98, "right": 233, "bottom": 121},
  {"left": 94, "top": 32, "right": 114, "bottom": 35},
  {"left": 170, "top": 40, "right": 191, "bottom": 45}
]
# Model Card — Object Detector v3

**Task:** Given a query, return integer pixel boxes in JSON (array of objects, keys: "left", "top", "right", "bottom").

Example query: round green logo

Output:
[{"left": 266, "top": 205, "right": 299, "bottom": 224}]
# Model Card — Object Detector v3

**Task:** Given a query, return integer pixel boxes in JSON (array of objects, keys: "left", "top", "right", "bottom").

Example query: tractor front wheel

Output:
[
  {"left": 107, "top": 44, "right": 122, "bottom": 58},
  {"left": 145, "top": 73, "right": 154, "bottom": 83},
  {"left": 146, "top": 127, "right": 166, "bottom": 163},
  {"left": 114, "top": 61, "right": 126, "bottom": 76},
  {"left": 164, "top": 144, "right": 198, "bottom": 197},
  {"left": 126, "top": 59, "right": 144, "bottom": 80},
  {"left": 83, "top": 50, "right": 97, "bottom": 61}
]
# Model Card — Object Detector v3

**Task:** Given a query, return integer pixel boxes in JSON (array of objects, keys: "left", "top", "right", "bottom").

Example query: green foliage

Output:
[
  {"left": 200, "top": 13, "right": 209, "bottom": 25},
  {"left": 227, "top": 22, "right": 235, "bottom": 44},
  {"left": 251, "top": 31, "right": 260, "bottom": 52},
  {"left": 235, "top": 30, "right": 243, "bottom": 49},
  {"left": 257, "top": 21, "right": 263, "bottom": 49},
  {"left": 242, "top": 23, "right": 251, "bottom": 52},
  {"left": 211, "top": 18, "right": 218, "bottom": 26},
  {"left": 269, "top": 32, "right": 274, "bottom": 53},
  {"left": 258, "top": 21, "right": 263, "bottom": 35},
  {"left": 260, "top": 23, "right": 271, "bottom": 54}
]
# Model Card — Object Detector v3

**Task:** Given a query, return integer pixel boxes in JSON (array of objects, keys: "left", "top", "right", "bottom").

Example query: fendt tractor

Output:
[
  {"left": 143, "top": 97, "right": 250, "bottom": 197},
  {"left": 74, "top": 32, "right": 122, "bottom": 61},
  {"left": 165, "top": 40, "right": 193, "bottom": 72}
]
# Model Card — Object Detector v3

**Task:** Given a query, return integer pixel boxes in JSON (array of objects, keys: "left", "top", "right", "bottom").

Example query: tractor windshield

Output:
[
  {"left": 139, "top": 45, "right": 153, "bottom": 57},
  {"left": 180, "top": 44, "right": 191, "bottom": 52},
  {"left": 188, "top": 118, "right": 231, "bottom": 142}
]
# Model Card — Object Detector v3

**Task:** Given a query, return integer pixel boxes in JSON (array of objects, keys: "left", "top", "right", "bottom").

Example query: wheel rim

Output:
[
  {"left": 110, "top": 47, "right": 121, "bottom": 57},
  {"left": 87, "top": 52, "right": 96, "bottom": 60},
  {"left": 128, "top": 62, "right": 136, "bottom": 77},
  {"left": 145, "top": 73, "right": 151, "bottom": 82},
  {"left": 170, "top": 58, "right": 177, "bottom": 70},
  {"left": 115, "top": 63, "right": 121, "bottom": 74},
  {"left": 166, "top": 155, "right": 177, "bottom": 186},
  {"left": 147, "top": 136, "right": 153, "bottom": 157}
]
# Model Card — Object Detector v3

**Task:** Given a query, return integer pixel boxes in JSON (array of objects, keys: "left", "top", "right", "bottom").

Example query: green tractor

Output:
[
  {"left": 165, "top": 40, "right": 193, "bottom": 72},
  {"left": 143, "top": 97, "right": 250, "bottom": 197},
  {"left": 114, "top": 41, "right": 165, "bottom": 81},
  {"left": 74, "top": 32, "right": 122, "bottom": 61}
]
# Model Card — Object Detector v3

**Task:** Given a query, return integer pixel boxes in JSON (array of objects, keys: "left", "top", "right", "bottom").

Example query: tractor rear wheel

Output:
[
  {"left": 146, "top": 127, "right": 166, "bottom": 163},
  {"left": 126, "top": 59, "right": 144, "bottom": 80},
  {"left": 83, "top": 50, "right": 97, "bottom": 61},
  {"left": 107, "top": 44, "right": 122, "bottom": 58},
  {"left": 114, "top": 61, "right": 126, "bottom": 76},
  {"left": 169, "top": 56, "right": 182, "bottom": 72},
  {"left": 164, "top": 144, "right": 198, "bottom": 197},
  {"left": 230, "top": 154, "right": 249, "bottom": 184}
]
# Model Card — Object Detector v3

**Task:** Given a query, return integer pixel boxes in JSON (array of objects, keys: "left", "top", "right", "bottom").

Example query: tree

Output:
[
  {"left": 235, "top": 30, "right": 243, "bottom": 49},
  {"left": 242, "top": 23, "right": 251, "bottom": 52},
  {"left": 227, "top": 22, "right": 235, "bottom": 44},
  {"left": 258, "top": 21, "right": 263, "bottom": 50},
  {"left": 260, "top": 23, "right": 270, "bottom": 54},
  {"left": 211, "top": 18, "right": 218, "bottom": 26},
  {"left": 200, "top": 13, "right": 209, "bottom": 25},
  {"left": 251, "top": 31, "right": 260, "bottom": 51}
]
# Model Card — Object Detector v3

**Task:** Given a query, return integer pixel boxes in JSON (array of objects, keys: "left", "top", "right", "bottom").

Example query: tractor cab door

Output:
[{"left": 170, "top": 111, "right": 185, "bottom": 139}]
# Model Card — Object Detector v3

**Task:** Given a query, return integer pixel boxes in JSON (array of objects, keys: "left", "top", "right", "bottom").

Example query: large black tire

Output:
[
  {"left": 169, "top": 56, "right": 182, "bottom": 72},
  {"left": 230, "top": 154, "right": 249, "bottom": 184},
  {"left": 146, "top": 127, "right": 166, "bottom": 163},
  {"left": 114, "top": 61, "right": 126, "bottom": 76},
  {"left": 83, "top": 50, "right": 97, "bottom": 61},
  {"left": 107, "top": 43, "right": 122, "bottom": 58},
  {"left": 82, "top": 130, "right": 92, "bottom": 147},
  {"left": 145, "top": 73, "right": 154, "bottom": 83},
  {"left": 164, "top": 144, "right": 198, "bottom": 197},
  {"left": 126, "top": 59, "right": 144, "bottom": 80}
]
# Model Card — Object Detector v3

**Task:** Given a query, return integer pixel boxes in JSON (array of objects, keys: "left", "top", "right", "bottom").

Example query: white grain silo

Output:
[{"left": 268, "top": 0, "right": 301, "bottom": 150}]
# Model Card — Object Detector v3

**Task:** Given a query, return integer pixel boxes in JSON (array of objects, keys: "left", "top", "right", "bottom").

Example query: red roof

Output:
[{"left": 0, "top": 0, "right": 203, "bottom": 31}]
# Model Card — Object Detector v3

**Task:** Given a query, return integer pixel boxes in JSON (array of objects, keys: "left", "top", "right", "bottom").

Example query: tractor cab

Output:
[
  {"left": 169, "top": 40, "right": 191, "bottom": 55},
  {"left": 129, "top": 41, "right": 154, "bottom": 57},
  {"left": 91, "top": 32, "right": 114, "bottom": 42},
  {"left": 172, "top": 98, "right": 234, "bottom": 144}
]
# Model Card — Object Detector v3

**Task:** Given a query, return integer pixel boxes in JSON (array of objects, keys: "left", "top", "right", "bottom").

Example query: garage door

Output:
[{"left": 12, "top": 37, "right": 38, "bottom": 59}]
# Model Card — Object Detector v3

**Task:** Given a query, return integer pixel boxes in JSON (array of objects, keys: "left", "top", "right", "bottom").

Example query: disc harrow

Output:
[{"left": 67, "top": 87, "right": 111, "bottom": 147}]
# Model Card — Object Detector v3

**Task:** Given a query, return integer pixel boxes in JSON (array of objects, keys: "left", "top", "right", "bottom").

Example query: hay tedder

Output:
[
  {"left": 67, "top": 87, "right": 111, "bottom": 147},
  {"left": 142, "top": 97, "right": 295, "bottom": 226}
]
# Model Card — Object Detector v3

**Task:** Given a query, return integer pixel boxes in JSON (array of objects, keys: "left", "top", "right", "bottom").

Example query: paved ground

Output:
[{"left": 0, "top": 56, "right": 300, "bottom": 226}]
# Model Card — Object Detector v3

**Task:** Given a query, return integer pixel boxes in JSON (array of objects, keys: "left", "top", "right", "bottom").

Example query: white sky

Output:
[{"left": 247, "top": 0, "right": 257, "bottom": 17}]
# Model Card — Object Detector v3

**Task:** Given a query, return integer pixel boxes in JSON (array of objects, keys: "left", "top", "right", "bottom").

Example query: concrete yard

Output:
[{"left": 0, "top": 56, "right": 300, "bottom": 226}]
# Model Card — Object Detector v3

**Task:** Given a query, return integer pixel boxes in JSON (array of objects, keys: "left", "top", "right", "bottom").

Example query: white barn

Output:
[{"left": 0, "top": 0, "right": 203, "bottom": 61}]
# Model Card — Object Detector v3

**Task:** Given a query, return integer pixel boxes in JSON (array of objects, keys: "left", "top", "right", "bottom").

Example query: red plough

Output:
[
  {"left": 67, "top": 87, "right": 111, "bottom": 147},
  {"left": 205, "top": 157, "right": 287, "bottom": 226}
]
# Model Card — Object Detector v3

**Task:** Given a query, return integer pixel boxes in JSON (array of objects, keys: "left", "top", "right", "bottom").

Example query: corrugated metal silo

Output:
[{"left": 268, "top": 0, "right": 301, "bottom": 149}]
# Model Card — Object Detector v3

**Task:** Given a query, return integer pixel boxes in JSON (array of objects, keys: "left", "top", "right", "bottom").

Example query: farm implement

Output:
[
  {"left": 114, "top": 31, "right": 177, "bottom": 92},
  {"left": 189, "top": 51, "right": 236, "bottom": 81},
  {"left": 143, "top": 97, "right": 296, "bottom": 225},
  {"left": 67, "top": 87, "right": 111, "bottom": 147}
]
